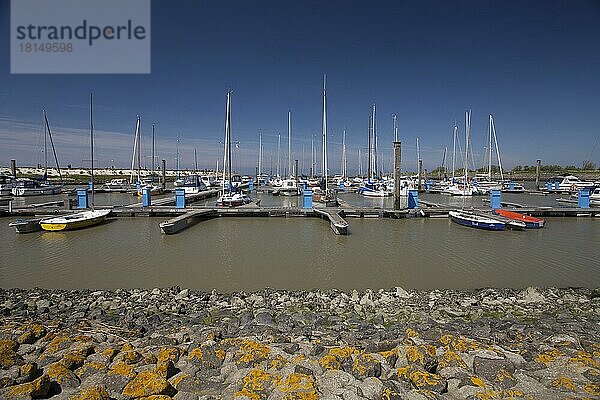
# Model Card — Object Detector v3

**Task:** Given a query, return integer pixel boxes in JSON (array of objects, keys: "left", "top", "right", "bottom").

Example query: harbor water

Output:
[{"left": 1, "top": 188, "right": 599, "bottom": 291}]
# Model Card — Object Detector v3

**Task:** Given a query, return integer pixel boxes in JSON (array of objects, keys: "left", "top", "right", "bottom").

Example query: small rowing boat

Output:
[
  {"left": 40, "top": 209, "right": 111, "bottom": 231},
  {"left": 449, "top": 210, "right": 505, "bottom": 231},
  {"left": 9, "top": 218, "right": 43, "bottom": 233},
  {"left": 493, "top": 209, "right": 545, "bottom": 229}
]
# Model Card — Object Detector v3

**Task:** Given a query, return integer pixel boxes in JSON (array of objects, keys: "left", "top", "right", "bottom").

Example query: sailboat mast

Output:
[
  {"left": 490, "top": 115, "right": 504, "bottom": 181},
  {"left": 464, "top": 110, "right": 470, "bottom": 186},
  {"left": 227, "top": 92, "right": 232, "bottom": 183},
  {"left": 416, "top": 137, "right": 420, "bottom": 173},
  {"left": 43, "top": 110, "right": 63, "bottom": 183},
  {"left": 152, "top": 124, "right": 156, "bottom": 182},
  {"left": 359, "top": 148, "right": 362, "bottom": 177},
  {"left": 288, "top": 110, "right": 292, "bottom": 178},
  {"left": 258, "top": 131, "right": 262, "bottom": 177},
  {"left": 488, "top": 114, "right": 492, "bottom": 180},
  {"left": 90, "top": 92, "right": 95, "bottom": 209},
  {"left": 176, "top": 135, "right": 180, "bottom": 179},
  {"left": 194, "top": 148, "right": 198, "bottom": 174},
  {"left": 277, "top": 133, "right": 281, "bottom": 177},
  {"left": 130, "top": 118, "right": 138, "bottom": 184},
  {"left": 451, "top": 124, "right": 457, "bottom": 181},
  {"left": 372, "top": 104, "right": 378, "bottom": 178},
  {"left": 137, "top": 117, "right": 141, "bottom": 182},
  {"left": 342, "top": 129, "right": 347, "bottom": 179},
  {"left": 393, "top": 113, "right": 398, "bottom": 142},
  {"left": 367, "top": 115, "right": 372, "bottom": 179},
  {"left": 43, "top": 110, "right": 47, "bottom": 176},
  {"left": 322, "top": 74, "right": 328, "bottom": 190},
  {"left": 310, "top": 135, "right": 314, "bottom": 178}
]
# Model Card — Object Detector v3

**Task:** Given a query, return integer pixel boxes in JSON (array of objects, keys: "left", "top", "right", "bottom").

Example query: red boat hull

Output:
[{"left": 493, "top": 209, "right": 545, "bottom": 229}]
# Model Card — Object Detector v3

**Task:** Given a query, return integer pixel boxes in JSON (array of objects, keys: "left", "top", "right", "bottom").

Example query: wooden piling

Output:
[{"left": 393, "top": 141, "right": 402, "bottom": 210}]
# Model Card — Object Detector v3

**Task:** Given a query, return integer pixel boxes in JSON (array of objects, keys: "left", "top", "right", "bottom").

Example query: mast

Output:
[
  {"left": 416, "top": 137, "right": 420, "bottom": 173},
  {"left": 137, "top": 117, "right": 141, "bottom": 183},
  {"left": 451, "top": 124, "right": 457, "bottom": 181},
  {"left": 441, "top": 147, "right": 447, "bottom": 179},
  {"left": 43, "top": 110, "right": 62, "bottom": 183},
  {"left": 367, "top": 115, "right": 372, "bottom": 180},
  {"left": 152, "top": 123, "right": 156, "bottom": 182},
  {"left": 392, "top": 113, "right": 398, "bottom": 142},
  {"left": 342, "top": 129, "right": 347, "bottom": 179},
  {"left": 258, "top": 131, "right": 262, "bottom": 178},
  {"left": 277, "top": 133, "right": 281, "bottom": 177},
  {"left": 372, "top": 104, "right": 378, "bottom": 178},
  {"left": 221, "top": 91, "right": 231, "bottom": 191},
  {"left": 194, "top": 147, "right": 198, "bottom": 174},
  {"left": 322, "top": 74, "right": 328, "bottom": 190},
  {"left": 90, "top": 92, "right": 94, "bottom": 209},
  {"left": 488, "top": 114, "right": 492, "bottom": 180},
  {"left": 288, "top": 110, "right": 292, "bottom": 178},
  {"left": 490, "top": 114, "right": 504, "bottom": 181},
  {"left": 464, "top": 110, "right": 471, "bottom": 187},
  {"left": 310, "top": 135, "right": 314, "bottom": 178},
  {"left": 129, "top": 117, "right": 139, "bottom": 184},
  {"left": 176, "top": 134, "right": 180, "bottom": 180},
  {"left": 359, "top": 148, "right": 362, "bottom": 177},
  {"left": 43, "top": 111, "right": 47, "bottom": 177}
]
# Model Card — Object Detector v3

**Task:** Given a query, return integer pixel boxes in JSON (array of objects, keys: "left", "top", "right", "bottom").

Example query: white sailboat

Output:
[
  {"left": 40, "top": 93, "right": 110, "bottom": 231},
  {"left": 313, "top": 75, "right": 335, "bottom": 205},
  {"left": 445, "top": 111, "right": 473, "bottom": 196},
  {"left": 12, "top": 110, "right": 63, "bottom": 196},
  {"left": 216, "top": 91, "right": 252, "bottom": 207}
]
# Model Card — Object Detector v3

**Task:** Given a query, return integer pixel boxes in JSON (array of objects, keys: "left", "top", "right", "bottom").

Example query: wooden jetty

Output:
[
  {"left": 481, "top": 198, "right": 526, "bottom": 208},
  {"left": 314, "top": 208, "right": 349, "bottom": 235},
  {"left": 159, "top": 209, "right": 218, "bottom": 234}
]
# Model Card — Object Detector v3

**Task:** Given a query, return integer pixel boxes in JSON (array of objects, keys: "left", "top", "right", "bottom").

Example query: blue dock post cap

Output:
[
  {"left": 302, "top": 189, "right": 313, "bottom": 209},
  {"left": 546, "top": 181, "right": 552, "bottom": 191},
  {"left": 77, "top": 189, "right": 88, "bottom": 209},
  {"left": 142, "top": 188, "right": 152, "bottom": 207},
  {"left": 578, "top": 189, "right": 590, "bottom": 209},
  {"left": 408, "top": 189, "right": 419, "bottom": 209},
  {"left": 490, "top": 189, "right": 501, "bottom": 210},
  {"left": 339, "top": 181, "right": 345, "bottom": 191},
  {"left": 175, "top": 188, "right": 185, "bottom": 209},
  {"left": 554, "top": 181, "right": 559, "bottom": 190},
  {"left": 249, "top": 180, "right": 254, "bottom": 191}
]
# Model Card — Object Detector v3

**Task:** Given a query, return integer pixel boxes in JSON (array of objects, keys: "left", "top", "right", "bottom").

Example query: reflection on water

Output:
[{"left": 1, "top": 206, "right": 599, "bottom": 291}]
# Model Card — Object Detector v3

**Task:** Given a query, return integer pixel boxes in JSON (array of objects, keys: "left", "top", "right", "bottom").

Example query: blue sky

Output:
[{"left": 1, "top": 0, "right": 600, "bottom": 174}]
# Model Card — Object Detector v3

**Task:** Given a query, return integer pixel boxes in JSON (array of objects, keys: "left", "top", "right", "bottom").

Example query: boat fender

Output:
[{"left": 570, "top": 184, "right": 576, "bottom": 192}]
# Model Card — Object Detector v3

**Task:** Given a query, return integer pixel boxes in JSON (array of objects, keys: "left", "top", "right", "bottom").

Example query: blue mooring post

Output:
[
  {"left": 339, "top": 181, "right": 345, "bottom": 191},
  {"left": 490, "top": 189, "right": 501, "bottom": 210},
  {"left": 554, "top": 181, "right": 559, "bottom": 190},
  {"left": 408, "top": 189, "right": 419, "bottom": 209},
  {"left": 302, "top": 189, "right": 313, "bottom": 209},
  {"left": 175, "top": 189, "right": 185, "bottom": 209},
  {"left": 88, "top": 181, "right": 93, "bottom": 191},
  {"left": 249, "top": 180, "right": 254, "bottom": 191},
  {"left": 426, "top": 180, "right": 431, "bottom": 191},
  {"left": 509, "top": 181, "right": 515, "bottom": 191},
  {"left": 546, "top": 181, "right": 552, "bottom": 191},
  {"left": 77, "top": 189, "right": 88, "bottom": 209},
  {"left": 142, "top": 188, "right": 151, "bottom": 207},
  {"left": 578, "top": 189, "right": 590, "bottom": 208}
]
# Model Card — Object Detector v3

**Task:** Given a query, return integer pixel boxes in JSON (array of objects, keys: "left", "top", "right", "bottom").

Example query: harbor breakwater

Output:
[{"left": 1, "top": 287, "right": 599, "bottom": 399}]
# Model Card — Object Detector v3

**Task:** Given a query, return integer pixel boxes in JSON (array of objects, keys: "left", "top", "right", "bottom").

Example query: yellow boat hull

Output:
[{"left": 40, "top": 215, "right": 107, "bottom": 231}]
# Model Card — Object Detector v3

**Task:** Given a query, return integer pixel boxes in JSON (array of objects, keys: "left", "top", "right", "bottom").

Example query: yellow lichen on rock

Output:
[
  {"left": 438, "top": 348, "right": 467, "bottom": 369},
  {"left": 275, "top": 372, "right": 318, "bottom": 400},
  {"left": 550, "top": 376, "right": 576, "bottom": 391},
  {"left": 569, "top": 351, "right": 599, "bottom": 369},
  {"left": 470, "top": 376, "right": 485, "bottom": 387},
  {"left": 8, "top": 374, "right": 50, "bottom": 398},
  {"left": 157, "top": 347, "right": 181, "bottom": 364},
  {"left": 108, "top": 361, "right": 136, "bottom": 378},
  {"left": 235, "top": 340, "right": 271, "bottom": 366},
  {"left": 75, "top": 361, "right": 106, "bottom": 378},
  {"left": 318, "top": 355, "right": 340, "bottom": 370},
  {"left": 234, "top": 369, "right": 273, "bottom": 399},
  {"left": 121, "top": 370, "right": 175, "bottom": 398},
  {"left": 69, "top": 385, "right": 110, "bottom": 400},
  {"left": 409, "top": 369, "right": 442, "bottom": 388},
  {"left": 583, "top": 383, "right": 600, "bottom": 396},
  {"left": 270, "top": 354, "right": 288, "bottom": 370},
  {"left": 534, "top": 349, "right": 564, "bottom": 365},
  {"left": 170, "top": 373, "right": 189, "bottom": 389},
  {"left": 102, "top": 347, "right": 119, "bottom": 362}
]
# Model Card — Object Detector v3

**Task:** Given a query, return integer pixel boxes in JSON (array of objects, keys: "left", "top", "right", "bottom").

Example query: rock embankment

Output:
[{"left": 1, "top": 287, "right": 599, "bottom": 399}]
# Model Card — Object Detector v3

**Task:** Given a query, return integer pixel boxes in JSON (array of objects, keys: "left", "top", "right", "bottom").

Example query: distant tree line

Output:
[{"left": 428, "top": 161, "right": 598, "bottom": 176}]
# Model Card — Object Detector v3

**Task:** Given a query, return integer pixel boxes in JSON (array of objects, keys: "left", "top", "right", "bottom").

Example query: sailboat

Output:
[
  {"left": 11, "top": 110, "right": 63, "bottom": 196},
  {"left": 40, "top": 93, "right": 110, "bottom": 231},
  {"left": 473, "top": 114, "right": 504, "bottom": 194},
  {"left": 445, "top": 111, "right": 473, "bottom": 196},
  {"left": 135, "top": 121, "right": 163, "bottom": 196},
  {"left": 312, "top": 75, "right": 336, "bottom": 205},
  {"left": 359, "top": 104, "right": 391, "bottom": 197},
  {"left": 216, "top": 91, "right": 252, "bottom": 207},
  {"left": 273, "top": 111, "right": 300, "bottom": 196}
]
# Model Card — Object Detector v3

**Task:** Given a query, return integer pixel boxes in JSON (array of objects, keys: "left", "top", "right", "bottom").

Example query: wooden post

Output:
[
  {"left": 394, "top": 141, "right": 402, "bottom": 210},
  {"left": 535, "top": 159, "right": 541, "bottom": 190},
  {"left": 294, "top": 160, "right": 299, "bottom": 181},
  {"left": 11, "top": 159, "right": 16, "bottom": 178},
  {"left": 161, "top": 159, "right": 166, "bottom": 190}
]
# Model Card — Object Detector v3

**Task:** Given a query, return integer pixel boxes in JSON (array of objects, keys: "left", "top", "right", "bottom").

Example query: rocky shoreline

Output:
[{"left": 1, "top": 287, "right": 599, "bottom": 399}]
